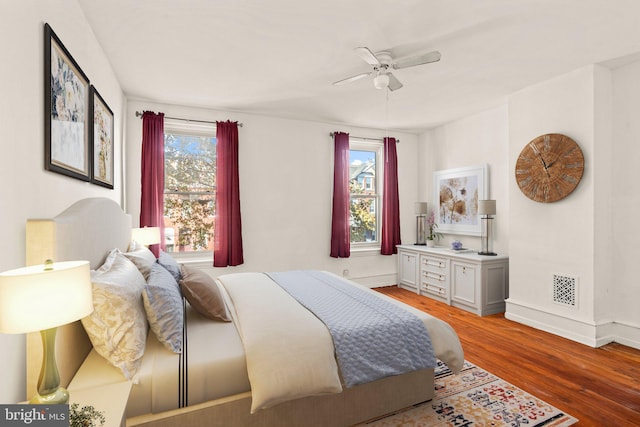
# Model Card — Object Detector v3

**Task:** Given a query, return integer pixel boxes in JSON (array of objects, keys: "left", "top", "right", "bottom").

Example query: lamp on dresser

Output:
[
  {"left": 0, "top": 260, "right": 92, "bottom": 404},
  {"left": 478, "top": 200, "right": 497, "bottom": 256},
  {"left": 414, "top": 202, "right": 428, "bottom": 245}
]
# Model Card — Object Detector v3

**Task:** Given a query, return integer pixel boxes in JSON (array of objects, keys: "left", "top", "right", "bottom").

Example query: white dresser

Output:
[{"left": 397, "top": 244, "right": 509, "bottom": 316}]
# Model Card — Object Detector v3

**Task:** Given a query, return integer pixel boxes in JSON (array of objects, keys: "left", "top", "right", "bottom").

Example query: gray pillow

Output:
[
  {"left": 143, "top": 263, "right": 184, "bottom": 353},
  {"left": 158, "top": 250, "right": 181, "bottom": 282}
]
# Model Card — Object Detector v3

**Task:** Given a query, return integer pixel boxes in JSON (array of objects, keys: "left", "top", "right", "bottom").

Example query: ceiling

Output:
[{"left": 77, "top": 0, "right": 640, "bottom": 133}]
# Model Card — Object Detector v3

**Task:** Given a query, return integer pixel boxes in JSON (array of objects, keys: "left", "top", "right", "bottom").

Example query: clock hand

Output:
[
  {"left": 529, "top": 142, "right": 550, "bottom": 174},
  {"left": 540, "top": 156, "right": 549, "bottom": 171}
]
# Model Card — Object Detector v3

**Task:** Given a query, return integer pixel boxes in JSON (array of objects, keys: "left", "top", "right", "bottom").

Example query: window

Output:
[
  {"left": 163, "top": 121, "right": 216, "bottom": 253},
  {"left": 349, "top": 140, "right": 383, "bottom": 247}
]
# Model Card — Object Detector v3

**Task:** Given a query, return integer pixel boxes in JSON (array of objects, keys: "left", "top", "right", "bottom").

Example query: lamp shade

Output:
[
  {"left": 132, "top": 227, "right": 161, "bottom": 246},
  {"left": 415, "top": 202, "right": 428, "bottom": 215},
  {"left": 0, "top": 260, "right": 92, "bottom": 334},
  {"left": 478, "top": 200, "right": 497, "bottom": 216}
]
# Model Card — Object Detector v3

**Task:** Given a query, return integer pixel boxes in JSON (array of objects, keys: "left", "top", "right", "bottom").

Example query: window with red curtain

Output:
[
  {"left": 380, "top": 137, "right": 401, "bottom": 255},
  {"left": 214, "top": 121, "right": 244, "bottom": 267},
  {"left": 332, "top": 133, "right": 400, "bottom": 257},
  {"left": 140, "top": 111, "right": 166, "bottom": 257},
  {"left": 330, "top": 132, "right": 350, "bottom": 258}
]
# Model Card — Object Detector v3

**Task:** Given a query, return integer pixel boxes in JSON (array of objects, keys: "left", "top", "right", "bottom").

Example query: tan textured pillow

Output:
[{"left": 179, "top": 265, "right": 231, "bottom": 322}]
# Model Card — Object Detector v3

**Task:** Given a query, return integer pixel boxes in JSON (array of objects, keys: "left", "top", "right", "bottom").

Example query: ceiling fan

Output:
[{"left": 332, "top": 47, "right": 441, "bottom": 91}]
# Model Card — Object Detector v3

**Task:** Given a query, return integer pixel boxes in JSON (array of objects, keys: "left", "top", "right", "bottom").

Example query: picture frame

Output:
[
  {"left": 433, "top": 164, "right": 488, "bottom": 236},
  {"left": 44, "top": 23, "right": 91, "bottom": 182},
  {"left": 90, "top": 86, "right": 114, "bottom": 189}
]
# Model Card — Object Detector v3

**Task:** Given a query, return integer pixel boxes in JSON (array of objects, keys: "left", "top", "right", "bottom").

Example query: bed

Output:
[{"left": 25, "top": 197, "right": 464, "bottom": 427}]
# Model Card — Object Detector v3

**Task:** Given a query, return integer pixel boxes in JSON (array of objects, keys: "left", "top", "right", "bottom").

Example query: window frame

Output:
[
  {"left": 163, "top": 119, "right": 217, "bottom": 261},
  {"left": 349, "top": 138, "right": 384, "bottom": 250}
]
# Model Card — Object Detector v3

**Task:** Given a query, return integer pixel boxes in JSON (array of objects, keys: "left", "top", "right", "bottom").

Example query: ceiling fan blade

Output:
[
  {"left": 354, "top": 47, "right": 380, "bottom": 66},
  {"left": 387, "top": 73, "right": 403, "bottom": 91},
  {"left": 332, "top": 71, "right": 372, "bottom": 86},
  {"left": 393, "top": 50, "right": 441, "bottom": 69}
]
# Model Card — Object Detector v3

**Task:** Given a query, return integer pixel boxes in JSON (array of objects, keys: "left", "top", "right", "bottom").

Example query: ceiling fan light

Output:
[{"left": 373, "top": 74, "right": 389, "bottom": 90}]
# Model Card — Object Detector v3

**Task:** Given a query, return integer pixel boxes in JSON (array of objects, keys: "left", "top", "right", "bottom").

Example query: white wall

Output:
[
  {"left": 611, "top": 59, "right": 640, "bottom": 347},
  {"left": 507, "top": 66, "right": 599, "bottom": 339},
  {"left": 0, "top": 0, "right": 125, "bottom": 404},
  {"left": 592, "top": 65, "right": 614, "bottom": 328},
  {"left": 418, "top": 105, "right": 510, "bottom": 255},
  {"left": 125, "top": 100, "right": 420, "bottom": 286},
  {"left": 505, "top": 65, "right": 624, "bottom": 347}
]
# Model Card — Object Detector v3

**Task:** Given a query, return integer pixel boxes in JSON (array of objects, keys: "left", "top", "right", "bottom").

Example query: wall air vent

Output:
[{"left": 552, "top": 274, "right": 578, "bottom": 308}]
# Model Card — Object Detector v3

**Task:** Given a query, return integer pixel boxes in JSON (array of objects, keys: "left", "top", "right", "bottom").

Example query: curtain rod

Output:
[
  {"left": 135, "top": 111, "right": 243, "bottom": 127},
  {"left": 329, "top": 132, "right": 399, "bottom": 143}
]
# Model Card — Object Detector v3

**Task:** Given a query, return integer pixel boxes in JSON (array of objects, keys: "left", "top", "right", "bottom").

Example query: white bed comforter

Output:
[
  {"left": 217, "top": 272, "right": 464, "bottom": 413},
  {"left": 218, "top": 272, "right": 343, "bottom": 413}
]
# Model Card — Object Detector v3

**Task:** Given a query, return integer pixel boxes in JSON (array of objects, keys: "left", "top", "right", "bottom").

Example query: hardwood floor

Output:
[{"left": 374, "top": 286, "right": 640, "bottom": 427}]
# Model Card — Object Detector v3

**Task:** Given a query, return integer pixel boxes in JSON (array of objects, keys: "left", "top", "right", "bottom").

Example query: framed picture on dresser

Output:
[{"left": 433, "top": 164, "right": 488, "bottom": 236}]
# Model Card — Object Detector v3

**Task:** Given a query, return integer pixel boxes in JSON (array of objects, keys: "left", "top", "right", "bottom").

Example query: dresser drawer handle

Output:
[
  {"left": 423, "top": 272, "right": 445, "bottom": 281},
  {"left": 424, "top": 285, "right": 446, "bottom": 295},
  {"left": 423, "top": 260, "right": 445, "bottom": 268}
]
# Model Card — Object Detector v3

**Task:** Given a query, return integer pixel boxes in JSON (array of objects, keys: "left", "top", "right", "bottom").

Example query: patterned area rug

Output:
[{"left": 358, "top": 360, "right": 578, "bottom": 427}]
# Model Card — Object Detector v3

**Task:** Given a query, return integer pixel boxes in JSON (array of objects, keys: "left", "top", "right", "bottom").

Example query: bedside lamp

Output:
[
  {"left": 0, "top": 260, "right": 92, "bottom": 404},
  {"left": 478, "top": 200, "right": 497, "bottom": 256},
  {"left": 415, "top": 202, "right": 428, "bottom": 245},
  {"left": 131, "top": 226, "right": 161, "bottom": 247}
]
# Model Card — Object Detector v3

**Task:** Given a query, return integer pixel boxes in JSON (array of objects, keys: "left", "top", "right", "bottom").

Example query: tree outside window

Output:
[{"left": 164, "top": 131, "right": 216, "bottom": 252}]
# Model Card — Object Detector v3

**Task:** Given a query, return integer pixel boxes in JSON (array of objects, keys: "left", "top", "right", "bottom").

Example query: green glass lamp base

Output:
[
  {"left": 29, "top": 387, "right": 69, "bottom": 404},
  {"left": 30, "top": 327, "right": 69, "bottom": 404}
]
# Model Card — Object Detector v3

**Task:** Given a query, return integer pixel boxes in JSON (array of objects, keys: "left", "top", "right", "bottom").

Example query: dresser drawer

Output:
[
  {"left": 421, "top": 269, "right": 446, "bottom": 283},
  {"left": 421, "top": 280, "right": 448, "bottom": 297},
  {"left": 420, "top": 254, "right": 448, "bottom": 273}
]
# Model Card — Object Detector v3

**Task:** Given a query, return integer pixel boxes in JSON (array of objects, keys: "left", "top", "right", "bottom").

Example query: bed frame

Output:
[{"left": 25, "top": 197, "right": 434, "bottom": 427}]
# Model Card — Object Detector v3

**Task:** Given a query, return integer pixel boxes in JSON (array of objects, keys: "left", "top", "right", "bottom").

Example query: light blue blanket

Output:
[{"left": 266, "top": 270, "right": 436, "bottom": 387}]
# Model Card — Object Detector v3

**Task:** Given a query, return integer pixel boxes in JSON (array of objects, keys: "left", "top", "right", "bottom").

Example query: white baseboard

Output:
[
  {"left": 506, "top": 298, "right": 640, "bottom": 350},
  {"left": 351, "top": 273, "right": 397, "bottom": 289},
  {"left": 611, "top": 321, "right": 640, "bottom": 350}
]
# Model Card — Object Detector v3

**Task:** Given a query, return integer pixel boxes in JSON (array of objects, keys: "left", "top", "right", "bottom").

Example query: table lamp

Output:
[
  {"left": 131, "top": 226, "right": 161, "bottom": 247},
  {"left": 415, "top": 202, "right": 428, "bottom": 245},
  {"left": 0, "top": 260, "right": 93, "bottom": 404},
  {"left": 478, "top": 200, "right": 497, "bottom": 256}
]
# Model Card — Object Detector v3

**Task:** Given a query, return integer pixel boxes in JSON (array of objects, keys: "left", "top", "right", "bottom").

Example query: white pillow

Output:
[
  {"left": 82, "top": 249, "right": 148, "bottom": 380},
  {"left": 143, "top": 263, "right": 184, "bottom": 353}
]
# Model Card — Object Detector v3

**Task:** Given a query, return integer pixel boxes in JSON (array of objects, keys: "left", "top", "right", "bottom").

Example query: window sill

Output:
[
  {"left": 350, "top": 246, "right": 382, "bottom": 257},
  {"left": 169, "top": 251, "right": 212, "bottom": 268}
]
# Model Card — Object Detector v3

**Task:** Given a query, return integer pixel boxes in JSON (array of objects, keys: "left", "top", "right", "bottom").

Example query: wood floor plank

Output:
[{"left": 374, "top": 285, "right": 640, "bottom": 427}]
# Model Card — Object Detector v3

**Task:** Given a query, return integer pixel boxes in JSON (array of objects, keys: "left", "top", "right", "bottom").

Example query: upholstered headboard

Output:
[{"left": 25, "top": 197, "right": 131, "bottom": 399}]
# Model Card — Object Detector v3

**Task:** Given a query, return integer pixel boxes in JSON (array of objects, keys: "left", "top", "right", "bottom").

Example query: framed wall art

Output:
[
  {"left": 90, "top": 86, "right": 114, "bottom": 189},
  {"left": 44, "top": 23, "right": 91, "bottom": 182},
  {"left": 433, "top": 164, "right": 488, "bottom": 236}
]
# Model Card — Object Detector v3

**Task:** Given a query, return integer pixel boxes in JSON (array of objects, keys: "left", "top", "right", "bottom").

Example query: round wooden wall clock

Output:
[{"left": 515, "top": 133, "right": 585, "bottom": 203}]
